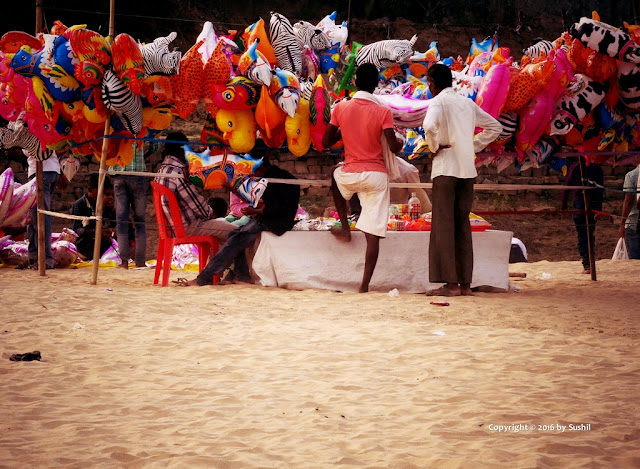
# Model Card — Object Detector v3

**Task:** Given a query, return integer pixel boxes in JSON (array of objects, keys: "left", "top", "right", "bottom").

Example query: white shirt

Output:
[
  {"left": 26, "top": 151, "right": 61, "bottom": 177},
  {"left": 422, "top": 88, "right": 502, "bottom": 179}
]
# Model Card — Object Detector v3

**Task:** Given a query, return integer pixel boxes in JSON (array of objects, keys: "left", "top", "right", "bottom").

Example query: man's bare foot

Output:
[
  {"left": 426, "top": 285, "right": 461, "bottom": 297},
  {"left": 582, "top": 269, "right": 591, "bottom": 274},
  {"left": 119, "top": 260, "right": 129, "bottom": 269},
  {"left": 330, "top": 226, "right": 351, "bottom": 241},
  {"left": 460, "top": 287, "right": 475, "bottom": 296},
  {"left": 173, "top": 278, "right": 199, "bottom": 287}
]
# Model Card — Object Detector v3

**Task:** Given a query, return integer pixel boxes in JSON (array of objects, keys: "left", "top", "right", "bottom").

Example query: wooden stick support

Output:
[
  {"left": 90, "top": 0, "right": 115, "bottom": 285},
  {"left": 36, "top": 161, "right": 46, "bottom": 275}
]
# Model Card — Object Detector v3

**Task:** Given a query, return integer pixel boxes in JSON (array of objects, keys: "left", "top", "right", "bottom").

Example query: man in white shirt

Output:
[
  {"left": 422, "top": 64, "right": 502, "bottom": 296},
  {"left": 26, "top": 151, "right": 61, "bottom": 269}
]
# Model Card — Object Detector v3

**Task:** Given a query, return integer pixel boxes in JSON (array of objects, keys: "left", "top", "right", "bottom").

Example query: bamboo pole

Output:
[
  {"left": 90, "top": 0, "right": 115, "bottom": 285},
  {"left": 35, "top": 0, "right": 46, "bottom": 276},
  {"left": 578, "top": 156, "right": 597, "bottom": 281}
]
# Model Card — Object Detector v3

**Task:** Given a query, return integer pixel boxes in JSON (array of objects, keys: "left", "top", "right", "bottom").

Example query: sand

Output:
[{"left": 1, "top": 259, "right": 640, "bottom": 468}]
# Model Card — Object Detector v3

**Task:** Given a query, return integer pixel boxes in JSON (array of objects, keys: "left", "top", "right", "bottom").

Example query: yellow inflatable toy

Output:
[
  {"left": 216, "top": 108, "right": 256, "bottom": 153},
  {"left": 285, "top": 99, "right": 311, "bottom": 157}
]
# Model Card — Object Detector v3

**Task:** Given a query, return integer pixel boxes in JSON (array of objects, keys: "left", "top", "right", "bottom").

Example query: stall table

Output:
[{"left": 251, "top": 230, "right": 513, "bottom": 293}]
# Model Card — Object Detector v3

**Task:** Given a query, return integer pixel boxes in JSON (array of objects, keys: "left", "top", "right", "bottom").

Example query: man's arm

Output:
[
  {"left": 322, "top": 123, "right": 341, "bottom": 149},
  {"left": 473, "top": 105, "right": 503, "bottom": 153},
  {"left": 383, "top": 128, "right": 404, "bottom": 153},
  {"left": 176, "top": 177, "right": 213, "bottom": 220},
  {"left": 619, "top": 193, "right": 635, "bottom": 238}
]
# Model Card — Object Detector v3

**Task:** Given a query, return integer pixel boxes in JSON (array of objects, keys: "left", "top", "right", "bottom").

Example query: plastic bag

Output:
[{"left": 612, "top": 237, "right": 629, "bottom": 260}]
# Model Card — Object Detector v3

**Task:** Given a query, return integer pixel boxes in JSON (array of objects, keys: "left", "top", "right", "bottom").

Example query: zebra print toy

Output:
[
  {"left": 496, "top": 111, "right": 519, "bottom": 144},
  {"left": 101, "top": 69, "right": 143, "bottom": 135},
  {"left": 293, "top": 21, "right": 331, "bottom": 51},
  {"left": 269, "top": 12, "right": 302, "bottom": 75},
  {"left": 355, "top": 35, "right": 418, "bottom": 69},
  {"left": 0, "top": 119, "right": 52, "bottom": 161},
  {"left": 140, "top": 32, "right": 182, "bottom": 77},
  {"left": 522, "top": 39, "right": 554, "bottom": 59}
]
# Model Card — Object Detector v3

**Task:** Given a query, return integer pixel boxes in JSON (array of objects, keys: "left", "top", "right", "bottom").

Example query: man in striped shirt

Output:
[{"left": 154, "top": 132, "right": 237, "bottom": 242}]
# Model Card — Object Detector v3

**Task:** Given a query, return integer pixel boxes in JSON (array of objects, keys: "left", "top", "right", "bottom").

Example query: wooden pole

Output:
[
  {"left": 578, "top": 156, "right": 597, "bottom": 281},
  {"left": 90, "top": 0, "right": 115, "bottom": 285},
  {"left": 35, "top": 0, "right": 46, "bottom": 276}
]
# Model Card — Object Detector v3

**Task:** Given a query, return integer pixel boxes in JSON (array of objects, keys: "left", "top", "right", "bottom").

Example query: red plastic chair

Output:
[{"left": 151, "top": 182, "right": 220, "bottom": 287}]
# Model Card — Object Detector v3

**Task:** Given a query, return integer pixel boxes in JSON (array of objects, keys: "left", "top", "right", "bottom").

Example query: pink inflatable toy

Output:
[
  {"left": 0, "top": 167, "right": 14, "bottom": 226},
  {"left": 2, "top": 178, "right": 36, "bottom": 227}
]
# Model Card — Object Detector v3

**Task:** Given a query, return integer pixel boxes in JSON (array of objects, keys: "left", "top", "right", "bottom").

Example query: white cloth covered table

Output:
[{"left": 251, "top": 230, "right": 513, "bottom": 293}]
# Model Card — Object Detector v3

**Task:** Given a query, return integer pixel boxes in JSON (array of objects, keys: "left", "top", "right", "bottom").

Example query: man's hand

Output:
[
  {"left": 619, "top": 223, "right": 626, "bottom": 239},
  {"left": 432, "top": 144, "right": 451, "bottom": 157},
  {"left": 241, "top": 200, "right": 265, "bottom": 216}
]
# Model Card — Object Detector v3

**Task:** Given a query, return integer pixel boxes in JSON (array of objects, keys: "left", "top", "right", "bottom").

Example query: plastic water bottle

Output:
[{"left": 408, "top": 192, "right": 421, "bottom": 220}]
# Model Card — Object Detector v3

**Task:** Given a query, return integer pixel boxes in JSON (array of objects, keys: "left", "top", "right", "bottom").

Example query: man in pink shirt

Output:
[{"left": 322, "top": 63, "right": 404, "bottom": 293}]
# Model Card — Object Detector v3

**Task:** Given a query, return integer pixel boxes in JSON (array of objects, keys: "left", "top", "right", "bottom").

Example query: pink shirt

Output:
[{"left": 330, "top": 99, "right": 394, "bottom": 173}]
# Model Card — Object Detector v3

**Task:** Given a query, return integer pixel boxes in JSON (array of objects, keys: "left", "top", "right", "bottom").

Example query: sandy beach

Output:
[{"left": 1, "top": 259, "right": 640, "bottom": 468}]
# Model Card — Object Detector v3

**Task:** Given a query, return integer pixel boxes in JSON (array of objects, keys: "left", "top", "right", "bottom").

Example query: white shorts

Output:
[{"left": 334, "top": 166, "right": 389, "bottom": 237}]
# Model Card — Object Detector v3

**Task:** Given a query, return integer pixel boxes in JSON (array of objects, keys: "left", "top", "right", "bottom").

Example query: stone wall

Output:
[{"left": 0, "top": 148, "right": 633, "bottom": 216}]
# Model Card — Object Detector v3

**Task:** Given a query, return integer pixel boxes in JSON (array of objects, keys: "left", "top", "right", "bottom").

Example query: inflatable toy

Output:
[
  {"left": 111, "top": 33, "right": 145, "bottom": 95},
  {"left": 101, "top": 69, "right": 143, "bottom": 135},
  {"left": 60, "top": 154, "right": 81, "bottom": 181},
  {"left": 515, "top": 49, "right": 574, "bottom": 156},
  {"left": 337, "top": 42, "right": 362, "bottom": 92},
  {"left": 549, "top": 74, "right": 607, "bottom": 136},
  {"left": 255, "top": 84, "right": 286, "bottom": 139},
  {"left": 203, "top": 37, "right": 240, "bottom": 114},
  {"left": 68, "top": 28, "right": 112, "bottom": 87},
  {"left": 570, "top": 17, "right": 640, "bottom": 63},
  {"left": 0, "top": 31, "right": 42, "bottom": 54},
  {"left": 11, "top": 40, "right": 82, "bottom": 103},
  {"left": 285, "top": 99, "right": 311, "bottom": 156},
  {"left": 51, "top": 239, "right": 78, "bottom": 268},
  {"left": 293, "top": 21, "right": 331, "bottom": 52},
  {"left": 143, "top": 106, "right": 172, "bottom": 133},
  {"left": 185, "top": 145, "right": 264, "bottom": 190},
  {"left": 2, "top": 178, "right": 36, "bottom": 227},
  {"left": 355, "top": 35, "right": 417, "bottom": 69},
  {"left": 215, "top": 108, "right": 257, "bottom": 153},
  {"left": 238, "top": 39, "right": 272, "bottom": 87},
  {"left": 467, "top": 36, "right": 495, "bottom": 64},
  {"left": 245, "top": 18, "right": 278, "bottom": 66},
  {"left": 269, "top": 12, "right": 302, "bottom": 74},
  {"left": 522, "top": 39, "right": 554, "bottom": 59},
  {"left": 316, "top": 11, "right": 349, "bottom": 49},
  {"left": 301, "top": 46, "right": 320, "bottom": 80},
  {"left": 504, "top": 57, "right": 554, "bottom": 112},
  {"left": 320, "top": 44, "right": 341, "bottom": 75},
  {"left": 618, "top": 62, "right": 640, "bottom": 111},
  {"left": 451, "top": 70, "right": 483, "bottom": 101},
  {"left": 52, "top": 35, "right": 79, "bottom": 78},
  {"left": 236, "top": 176, "right": 268, "bottom": 208},
  {"left": 201, "top": 111, "right": 226, "bottom": 145},
  {"left": 170, "top": 39, "right": 205, "bottom": 119},
  {"left": 141, "top": 75, "right": 173, "bottom": 108},
  {"left": 374, "top": 93, "right": 431, "bottom": 128},
  {"left": 196, "top": 21, "right": 219, "bottom": 64},
  {"left": 308, "top": 75, "right": 331, "bottom": 150},
  {"left": 213, "top": 76, "right": 261, "bottom": 110},
  {"left": 269, "top": 67, "right": 301, "bottom": 117},
  {"left": 475, "top": 61, "right": 511, "bottom": 118},
  {"left": 139, "top": 32, "right": 181, "bottom": 77},
  {"left": 0, "top": 168, "right": 14, "bottom": 226}
]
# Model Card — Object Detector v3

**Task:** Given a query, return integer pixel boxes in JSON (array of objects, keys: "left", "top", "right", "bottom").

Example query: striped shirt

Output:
[
  {"left": 154, "top": 155, "right": 212, "bottom": 231},
  {"left": 110, "top": 142, "right": 147, "bottom": 173}
]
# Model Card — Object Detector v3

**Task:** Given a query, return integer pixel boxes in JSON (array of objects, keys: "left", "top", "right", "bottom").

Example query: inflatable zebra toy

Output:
[
  {"left": 522, "top": 39, "right": 554, "bottom": 59},
  {"left": 269, "top": 12, "right": 302, "bottom": 75},
  {"left": 293, "top": 21, "right": 331, "bottom": 51},
  {"left": 355, "top": 35, "right": 418, "bottom": 69},
  {"left": 139, "top": 32, "right": 182, "bottom": 77},
  {"left": 101, "top": 70, "right": 143, "bottom": 135},
  {"left": 0, "top": 119, "right": 52, "bottom": 161}
]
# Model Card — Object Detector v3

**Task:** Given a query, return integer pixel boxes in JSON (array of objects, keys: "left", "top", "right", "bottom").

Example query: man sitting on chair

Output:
[{"left": 154, "top": 132, "right": 237, "bottom": 242}]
